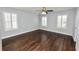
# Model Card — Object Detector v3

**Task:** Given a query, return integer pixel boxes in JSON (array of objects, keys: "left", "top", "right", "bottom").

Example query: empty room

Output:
[{"left": 0, "top": 7, "right": 79, "bottom": 51}]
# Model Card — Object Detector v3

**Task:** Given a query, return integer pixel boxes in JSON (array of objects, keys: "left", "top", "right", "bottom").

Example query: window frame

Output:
[
  {"left": 57, "top": 15, "right": 67, "bottom": 29},
  {"left": 4, "top": 12, "right": 18, "bottom": 31},
  {"left": 41, "top": 15, "right": 47, "bottom": 27}
]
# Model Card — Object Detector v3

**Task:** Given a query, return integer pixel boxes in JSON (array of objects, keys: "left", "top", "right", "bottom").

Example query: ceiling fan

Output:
[{"left": 38, "top": 7, "right": 53, "bottom": 14}]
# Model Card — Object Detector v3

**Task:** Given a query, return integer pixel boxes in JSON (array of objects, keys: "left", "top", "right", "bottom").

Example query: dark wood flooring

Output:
[{"left": 2, "top": 29, "right": 75, "bottom": 51}]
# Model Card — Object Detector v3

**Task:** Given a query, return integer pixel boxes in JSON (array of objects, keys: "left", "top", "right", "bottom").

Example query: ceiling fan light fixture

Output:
[
  {"left": 41, "top": 11, "right": 47, "bottom": 14},
  {"left": 41, "top": 7, "right": 48, "bottom": 15}
]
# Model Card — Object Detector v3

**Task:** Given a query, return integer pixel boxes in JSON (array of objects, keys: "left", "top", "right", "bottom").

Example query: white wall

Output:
[
  {"left": 74, "top": 8, "right": 79, "bottom": 51},
  {"left": 40, "top": 9, "right": 76, "bottom": 36},
  {"left": 0, "top": 7, "right": 39, "bottom": 39},
  {"left": 0, "top": 13, "right": 2, "bottom": 50}
]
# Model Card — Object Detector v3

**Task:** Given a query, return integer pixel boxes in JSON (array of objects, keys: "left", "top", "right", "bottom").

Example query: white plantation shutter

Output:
[
  {"left": 57, "top": 15, "right": 67, "bottom": 29},
  {"left": 57, "top": 16, "right": 62, "bottom": 28},
  {"left": 12, "top": 14, "right": 18, "bottom": 29},
  {"left": 4, "top": 12, "right": 11, "bottom": 31},
  {"left": 4, "top": 12, "right": 18, "bottom": 31},
  {"left": 62, "top": 15, "right": 67, "bottom": 29},
  {"left": 42, "top": 16, "right": 47, "bottom": 27}
]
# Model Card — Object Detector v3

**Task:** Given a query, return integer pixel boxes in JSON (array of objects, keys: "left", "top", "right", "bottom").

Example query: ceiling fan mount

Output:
[{"left": 41, "top": 7, "right": 53, "bottom": 14}]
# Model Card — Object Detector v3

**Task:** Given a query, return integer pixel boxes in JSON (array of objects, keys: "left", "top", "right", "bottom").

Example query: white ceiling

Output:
[{"left": 13, "top": 7, "right": 76, "bottom": 14}]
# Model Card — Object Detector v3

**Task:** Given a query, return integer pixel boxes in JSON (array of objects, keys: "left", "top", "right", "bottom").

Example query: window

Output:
[
  {"left": 4, "top": 12, "right": 18, "bottom": 31},
  {"left": 57, "top": 15, "right": 67, "bottom": 29},
  {"left": 42, "top": 16, "right": 47, "bottom": 27},
  {"left": 12, "top": 14, "right": 18, "bottom": 29}
]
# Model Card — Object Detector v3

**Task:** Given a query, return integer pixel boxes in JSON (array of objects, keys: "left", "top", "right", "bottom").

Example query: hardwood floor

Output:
[{"left": 2, "top": 29, "right": 75, "bottom": 51}]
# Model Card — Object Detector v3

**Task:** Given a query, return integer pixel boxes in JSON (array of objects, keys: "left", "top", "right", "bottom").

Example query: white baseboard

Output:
[
  {"left": 1, "top": 28, "right": 38, "bottom": 39},
  {"left": 40, "top": 28, "right": 72, "bottom": 36},
  {"left": 1, "top": 28, "right": 73, "bottom": 39}
]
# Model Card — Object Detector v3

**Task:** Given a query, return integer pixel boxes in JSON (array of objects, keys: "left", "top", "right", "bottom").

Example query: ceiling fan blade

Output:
[{"left": 47, "top": 10, "right": 53, "bottom": 12}]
